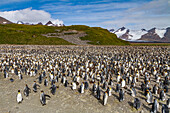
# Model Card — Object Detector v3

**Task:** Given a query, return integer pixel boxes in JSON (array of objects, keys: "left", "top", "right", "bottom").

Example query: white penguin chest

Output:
[
  {"left": 72, "top": 83, "right": 76, "bottom": 90},
  {"left": 17, "top": 93, "right": 22, "bottom": 102}
]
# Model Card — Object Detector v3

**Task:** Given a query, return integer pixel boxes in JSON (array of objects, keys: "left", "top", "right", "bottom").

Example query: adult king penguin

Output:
[
  {"left": 119, "top": 89, "right": 124, "bottom": 102},
  {"left": 33, "top": 81, "right": 40, "bottom": 92},
  {"left": 17, "top": 90, "right": 23, "bottom": 103},
  {"left": 40, "top": 90, "right": 51, "bottom": 106},
  {"left": 103, "top": 91, "right": 108, "bottom": 106},
  {"left": 80, "top": 83, "right": 85, "bottom": 94},
  {"left": 133, "top": 98, "right": 141, "bottom": 110},
  {"left": 24, "top": 84, "right": 31, "bottom": 97},
  {"left": 151, "top": 99, "right": 159, "bottom": 113}
]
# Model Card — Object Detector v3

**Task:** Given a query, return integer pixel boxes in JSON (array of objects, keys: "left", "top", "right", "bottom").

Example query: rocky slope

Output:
[{"left": 0, "top": 16, "right": 12, "bottom": 24}]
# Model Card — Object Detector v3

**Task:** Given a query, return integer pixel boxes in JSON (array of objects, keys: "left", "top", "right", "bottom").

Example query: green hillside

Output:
[{"left": 0, "top": 24, "right": 129, "bottom": 45}]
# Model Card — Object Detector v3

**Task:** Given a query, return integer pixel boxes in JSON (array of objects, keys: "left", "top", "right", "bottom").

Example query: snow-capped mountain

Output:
[
  {"left": 110, "top": 27, "right": 170, "bottom": 42},
  {"left": 140, "top": 28, "right": 168, "bottom": 42},
  {"left": 45, "top": 21, "right": 64, "bottom": 27},
  {"left": 111, "top": 27, "right": 148, "bottom": 41}
]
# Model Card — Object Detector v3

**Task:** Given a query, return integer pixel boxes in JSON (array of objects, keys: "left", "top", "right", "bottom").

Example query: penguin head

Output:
[
  {"left": 18, "top": 90, "right": 21, "bottom": 94},
  {"left": 164, "top": 89, "right": 166, "bottom": 92},
  {"left": 146, "top": 89, "right": 149, "bottom": 92}
]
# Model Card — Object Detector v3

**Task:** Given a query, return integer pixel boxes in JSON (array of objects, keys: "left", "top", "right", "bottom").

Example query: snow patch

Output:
[
  {"left": 155, "top": 29, "right": 166, "bottom": 38},
  {"left": 114, "top": 29, "right": 127, "bottom": 37},
  {"left": 129, "top": 30, "right": 148, "bottom": 40}
]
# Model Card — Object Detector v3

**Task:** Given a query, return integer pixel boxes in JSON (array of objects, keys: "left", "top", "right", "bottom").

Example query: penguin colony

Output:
[{"left": 0, "top": 45, "right": 170, "bottom": 113}]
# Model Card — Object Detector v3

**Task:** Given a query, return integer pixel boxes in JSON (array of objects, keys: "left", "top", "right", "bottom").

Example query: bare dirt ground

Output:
[
  {"left": 42, "top": 30, "right": 90, "bottom": 45},
  {"left": 0, "top": 73, "right": 149, "bottom": 113},
  {"left": 0, "top": 45, "right": 169, "bottom": 113}
]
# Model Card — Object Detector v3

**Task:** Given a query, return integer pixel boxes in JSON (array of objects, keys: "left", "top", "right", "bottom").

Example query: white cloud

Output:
[
  {"left": 41, "top": 0, "right": 169, "bottom": 29},
  {"left": 100, "top": 0, "right": 170, "bottom": 30},
  {"left": 0, "top": 8, "right": 63, "bottom": 25}
]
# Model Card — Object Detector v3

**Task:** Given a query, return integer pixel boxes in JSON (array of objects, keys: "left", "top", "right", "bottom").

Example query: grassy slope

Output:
[
  {"left": 0, "top": 24, "right": 129, "bottom": 45},
  {"left": 0, "top": 24, "right": 72, "bottom": 45},
  {"left": 59, "top": 25, "right": 129, "bottom": 45}
]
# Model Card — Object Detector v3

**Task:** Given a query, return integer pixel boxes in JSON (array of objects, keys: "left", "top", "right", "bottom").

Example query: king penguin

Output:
[
  {"left": 38, "top": 73, "right": 42, "bottom": 84},
  {"left": 107, "top": 87, "right": 112, "bottom": 96},
  {"left": 151, "top": 99, "right": 159, "bottom": 113},
  {"left": 146, "top": 90, "right": 153, "bottom": 104},
  {"left": 116, "top": 83, "right": 121, "bottom": 93},
  {"left": 119, "top": 89, "right": 124, "bottom": 102},
  {"left": 17, "top": 90, "right": 23, "bottom": 103},
  {"left": 64, "top": 80, "right": 69, "bottom": 87},
  {"left": 162, "top": 104, "right": 169, "bottom": 113},
  {"left": 24, "top": 84, "right": 31, "bottom": 97},
  {"left": 40, "top": 90, "right": 51, "bottom": 106},
  {"left": 167, "top": 98, "right": 170, "bottom": 108},
  {"left": 33, "top": 81, "right": 40, "bottom": 92},
  {"left": 72, "top": 82, "right": 76, "bottom": 90},
  {"left": 18, "top": 73, "right": 23, "bottom": 80},
  {"left": 153, "top": 84, "right": 158, "bottom": 95},
  {"left": 141, "top": 82, "right": 145, "bottom": 91},
  {"left": 121, "top": 79, "right": 126, "bottom": 88},
  {"left": 160, "top": 90, "right": 166, "bottom": 101},
  {"left": 92, "top": 82, "right": 97, "bottom": 94},
  {"left": 44, "top": 77, "right": 48, "bottom": 86},
  {"left": 130, "top": 87, "right": 136, "bottom": 97},
  {"left": 50, "top": 82, "right": 56, "bottom": 95},
  {"left": 133, "top": 98, "right": 141, "bottom": 110},
  {"left": 103, "top": 91, "right": 108, "bottom": 106},
  {"left": 80, "top": 83, "right": 85, "bottom": 93},
  {"left": 84, "top": 81, "right": 89, "bottom": 90},
  {"left": 96, "top": 83, "right": 101, "bottom": 100}
]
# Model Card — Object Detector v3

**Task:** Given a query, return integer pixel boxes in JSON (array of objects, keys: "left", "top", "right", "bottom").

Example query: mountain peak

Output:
[
  {"left": 37, "top": 22, "right": 43, "bottom": 25},
  {"left": 45, "top": 21, "right": 54, "bottom": 26},
  {"left": 109, "top": 29, "right": 114, "bottom": 32},
  {"left": 141, "top": 29, "right": 146, "bottom": 31},
  {"left": 120, "top": 27, "right": 126, "bottom": 31},
  {"left": 148, "top": 28, "right": 156, "bottom": 33}
]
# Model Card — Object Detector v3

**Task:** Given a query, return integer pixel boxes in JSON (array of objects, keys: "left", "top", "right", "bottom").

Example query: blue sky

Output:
[{"left": 0, "top": 0, "right": 169, "bottom": 29}]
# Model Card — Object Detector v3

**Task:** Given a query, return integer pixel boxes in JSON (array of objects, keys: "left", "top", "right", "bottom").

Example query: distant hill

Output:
[
  {"left": 0, "top": 24, "right": 129, "bottom": 45},
  {"left": 0, "top": 16, "right": 12, "bottom": 24}
]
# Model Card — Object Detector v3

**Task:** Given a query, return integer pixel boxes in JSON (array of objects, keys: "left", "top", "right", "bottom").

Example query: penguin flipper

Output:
[
  {"left": 45, "top": 94, "right": 51, "bottom": 98},
  {"left": 148, "top": 103, "right": 153, "bottom": 105}
]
